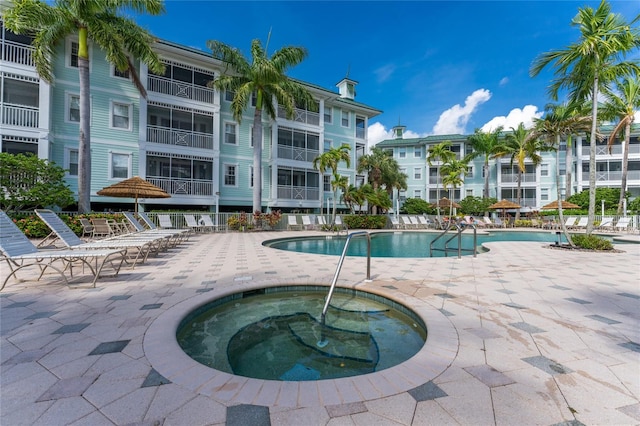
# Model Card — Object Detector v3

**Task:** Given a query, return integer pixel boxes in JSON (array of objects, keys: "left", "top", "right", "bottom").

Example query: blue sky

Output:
[{"left": 134, "top": 1, "right": 639, "bottom": 145}]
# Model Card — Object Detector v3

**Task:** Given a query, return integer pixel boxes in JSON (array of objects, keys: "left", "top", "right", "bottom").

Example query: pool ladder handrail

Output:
[
  {"left": 429, "top": 222, "right": 477, "bottom": 258},
  {"left": 321, "top": 231, "right": 371, "bottom": 325}
]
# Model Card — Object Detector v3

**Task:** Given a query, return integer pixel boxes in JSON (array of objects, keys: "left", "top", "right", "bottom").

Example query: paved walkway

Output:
[{"left": 1, "top": 231, "right": 639, "bottom": 425}]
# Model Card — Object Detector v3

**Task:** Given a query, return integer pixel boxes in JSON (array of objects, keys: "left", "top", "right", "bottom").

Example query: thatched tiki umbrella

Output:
[
  {"left": 541, "top": 200, "right": 580, "bottom": 210},
  {"left": 431, "top": 197, "right": 461, "bottom": 219},
  {"left": 488, "top": 199, "right": 521, "bottom": 221},
  {"left": 97, "top": 176, "right": 170, "bottom": 212}
]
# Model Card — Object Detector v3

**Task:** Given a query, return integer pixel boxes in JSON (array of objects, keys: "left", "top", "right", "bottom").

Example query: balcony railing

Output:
[
  {"left": 2, "top": 41, "right": 34, "bottom": 66},
  {"left": 147, "top": 75, "right": 214, "bottom": 104},
  {"left": 147, "top": 126, "right": 213, "bottom": 150},
  {"left": 582, "top": 170, "right": 640, "bottom": 182},
  {"left": 277, "top": 106, "right": 320, "bottom": 126},
  {"left": 2, "top": 104, "right": 39, "bottom": 128},
  {"left": 146, "top": 177, "right": 213, "bottom": 196},
  {"left": 277, "top": 145, "right": 319, "bottom": 162},
  {"left": 593, "top": 144, "right": 640, "bottom": 155},
  {"left": 356, "top": 127, "right": 365, "bottom": 139},
  {"left": 277, "top": 185, "right": 319, "bottom": 201},
  {"left": 500, "top": 173, "right": 537, "bottom": 183}
]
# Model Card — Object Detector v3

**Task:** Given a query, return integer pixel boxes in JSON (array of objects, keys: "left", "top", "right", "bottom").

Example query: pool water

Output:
[
  {"left": 265, "top": 230, "right": 570, "bottom": 258},
  {"left": 177, "top": 287, "right": 426, "bottom": 381}
]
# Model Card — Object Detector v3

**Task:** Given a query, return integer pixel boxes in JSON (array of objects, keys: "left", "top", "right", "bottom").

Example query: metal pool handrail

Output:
[{"left": 320, "top": 231, "right": 371, "bottom": 325}]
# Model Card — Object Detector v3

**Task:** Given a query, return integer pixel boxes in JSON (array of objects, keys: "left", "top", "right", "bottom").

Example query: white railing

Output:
[
  {"left": 147, "top": 75, "right": 214, "bottom": 104},
  {"left": 501, "top": 173, "right": 537, "bottom": 183},
  {"left": 586, "top": 170, "right": 640, "bottom": 182},
  {"left": 356, "top": 127, "right": 365, "bottom": 139},
  {"left": 2, "top": 104, "right": 39, "bottom": 128},
  {"left": 277, "top": 145, "right": 319, "bottom": 162},
  {"left": 277, "top": 106, "right": 320, "bottom": 126},
  {"left": 277, "top": 185, "right": 319, "bottom": 200},
  {"left": 146, "top": 177, "right": 213, "bottom": 196},
  {"left": 2, "top": 41, "right": 34, "bottom": 66},
  {"left": 147, "top": 126, "right": 213, "bottom": 150}
]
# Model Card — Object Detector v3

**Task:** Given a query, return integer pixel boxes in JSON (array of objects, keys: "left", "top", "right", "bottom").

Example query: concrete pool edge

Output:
[{"left": 143, "top": 278, "right": 459, "bottom": 408}]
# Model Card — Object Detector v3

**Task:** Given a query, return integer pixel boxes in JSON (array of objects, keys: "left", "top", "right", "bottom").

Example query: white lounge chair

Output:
[
  {"left": 564, "top": 216, "right": 577, "bottom": 228},
  {"left": 1, "top": 210, "right": 126, "bottom": 290},
  {"left": 317, "top": 215, "right": 327, "bottom": 228},
  {"left": 287, "top": 215, "right": 302, "bottom": 230},
  {"left": 400, "top": 216, "right": 414, "bottom": 229},
  {"left": 301, "top": 215, "right": 314, "bottom": 230},
  {"left": 123, "top": 212, "right": 190, "bottom": 246},
  {"left": 572, "top": 217, "right": 588, "bottom": 230},
  {"left": 483, "top": 216, "right": 495, "bottom": 228},
  {"left": 334, "top": 215, "right": 348, "bottom": 232},
  {"left": 417, "top": 216, "right": 432, "bottom": 228},
  {"left": 390, "top": 216, "right": 401, "bottom": 229},
  {"left": 184, "top": 214, "right": 208, "bottom": 233},
  {"left": 614, "top": 217, "right": 631, "bottom": 232},
  {"left": 199, "top": 214, "right": 218, "bottom": 232},
  {"left": 598, "top": 217, "right": 614, "bottom": 231}
]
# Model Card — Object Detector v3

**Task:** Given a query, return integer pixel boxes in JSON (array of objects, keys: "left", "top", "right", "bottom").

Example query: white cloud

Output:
[
  {"left": 499, "top": 77, "right": 509, "bottom": 86},
  {"left": 432, "top": 89, "right": 492, "bottom": 135},
  {"left": 374, "top": 64, "right": 396, "bottom": 83},
  {"left": 367, "top": 122, "right": 422, "bottom": 149},
  {"left": 481, "top": 105, "right": 543, "bottom": 132}
]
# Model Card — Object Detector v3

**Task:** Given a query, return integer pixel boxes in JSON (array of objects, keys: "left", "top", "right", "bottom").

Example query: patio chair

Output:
[
  {"left": 390, "top": 216, "right": 401, "bottom": 229},
  {"left": 122, "top": 212, "right": 189, "bottom": 246},
  {"left": 0, "top": 210, "right": 126, "bottom": 290},
  {"left": 614, "top": 217, "right": 631, "bottom": 232},
  {"left": 91, "top": 218, "right": 115, "bottom": 239},
  {"left": 572, "top": 217, "right": 588, "bottom": 230},
  {"left": 400, "top": 216, "right": 414, "bottom": 229},
  {"left": 287, "top": 215, "right": 302, "bottom": 231},
  {"left": 494, "top": 217, "right": 505, "bottom": 228},
  {"left": 597, "top": 217, "right": 614, "bottom": 231},
  {"left": 334, "top": 215, "right": 348, "bottom": 232},
  {"left": 301, "top": 215, "right": 314, "bottom": 230},
  {"left": 563, "top": 216, "right": 577, "bottom": 229},
  {"left": 199, "top": 215, "right": 218, "bottom": 232},
  {"left": 35, "top": 209, "right": 162, "bottom": 268},
  {"left": 79, "top": 218, "right": 94, "bottom": 239},
  {"left": 317, "top": 215, "right": 327, "bottom": 229},
  {"left": 184, "top": 214, "right": 208, "bottom": 233},
  {"left": 483, "top": 216, "right": 495, "bottom": 228}
]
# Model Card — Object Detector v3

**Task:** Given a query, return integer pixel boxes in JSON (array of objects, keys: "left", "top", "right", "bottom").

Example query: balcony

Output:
[
  {"left": 2, "top": 41, "right": 34, "bottom": 67},
  {"left": 147, "top": 75, "right": 214, "bottom": 104},
  {"left": 500, "top": 173, "right": 537, "bottom": 183},
  {"left": 356, "top": 127, "right": 365, "bottom": 139},
  {"left": 593, "top": 144, "right": 640, "bottom": 156},
  {"left": 277, "top": 106, "right": 320, "bottom": 126},
  {"left": 147, "top": 126, "right": 213, "bottom": 150},
  {"left": 277, "top": 145, "right": 319, "bottom": 162},
  {"left": 146, "top": 177, "right": 213, "bottom": 196},
  {"left": 277, "top": 185, "right": 319, "bottom": 201},
  {"left": 2, "top": 103, "right": 39, "bottom": 128},
  {"left": 582, "top": 170, "right": 640, "bottom": 182}
]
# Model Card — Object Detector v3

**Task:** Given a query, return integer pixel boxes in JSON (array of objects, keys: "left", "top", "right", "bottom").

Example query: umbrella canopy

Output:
[
  {"left": 541, "top": 200, "right": 580, "bottom": 210},
  {"left": 97, "top": 176, "right": 170, "bottom": 212},
  {"left": 488, "top": 199, "right": 521, "bottom": 210},
  {"left": 431, "top": 197, "right": 461, "bottom": 209}
]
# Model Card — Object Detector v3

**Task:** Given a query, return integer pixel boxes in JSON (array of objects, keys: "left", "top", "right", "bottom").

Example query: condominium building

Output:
[
  {"left": 376, "top": 123, "right": 640, "bottom": 211},
  {"left": 1, "top": 21, "right": 381, "bottom": 213}
]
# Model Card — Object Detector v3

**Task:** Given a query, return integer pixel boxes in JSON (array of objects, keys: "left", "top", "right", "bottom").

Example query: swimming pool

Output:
[{"left": 265, "top": 230, "right": 570, "bottom": 258}]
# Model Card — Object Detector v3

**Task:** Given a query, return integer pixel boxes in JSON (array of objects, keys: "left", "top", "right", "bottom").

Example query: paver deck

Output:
[{"left": 1, "top": 230, "right": 639, "bottom": 425}]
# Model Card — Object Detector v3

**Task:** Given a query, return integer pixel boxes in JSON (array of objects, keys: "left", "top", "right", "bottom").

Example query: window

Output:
[
  {"left": 249, "top": 165, "right": 254, "bottom": 188},
  {"left": 355, "top": 116, "right": 365, "bottom": 139},
  {"left": 66, "top": 149, "right": 78, "bottom": 176},
  {"left": 67, "top": 94, "right": 80, "bottom": 122},
  {"left": 250, "top": 126, "right": 264, "bottom": 148},
  {"left": 224, "top": 122, "right": 237, "bottom": 145},
  {"left": 466, "top": 189, "right": 473, "bottom": 197},
  {"left": 112, "top": 64, "right": 130, "bottom": 79},
  {"left": 324, "top": 175, "right": 331, "bottom": 192},
  {"left": 110, "top": 152, "right": 131, "bottom": 179},
  {"left": 414, "top": 147, "right": 422, "bottom": 158},
  {"left": 541, "top": 188, "right": 549, "bottom": 201},
  {"left": 400, "top": 167, "right": 407, "bottom": 176},
  {"left": 224, "top": 164, "right": 237, "bottom": 186},
  {"left": 225, "top": 90, "right": 235, "bottom": 102},
  {"left": 324, "top": 139, "right": 332, "bottom": 152},
  {"left": 541, "top": 163, "right": 549, "bottom": 177},
  {"left": 69, "top": 40, "right": 78, "bottom": 68},
  {"left": 466, "top": 166, "right": 473, "bottom": 178},
  {"left": 399, "top": 147, "right": 406, "bottom": 158},
  {"left": 251, "top": 92, "right": 257, "bottom": 107},
  {"left": 324, "top": 105, "right": 332, "bottom": 124},
  {"left": 414, "top": 190, "right": 422, "bottom": 199},
  {"left": 414, "top": 167, "right": 421, "bottom": 180},
  {"left": 111, "top": 102, "right": 131, "bottom": 130},
  {"left": 341, "top": 109, "right": 349, "bottom": 127}
]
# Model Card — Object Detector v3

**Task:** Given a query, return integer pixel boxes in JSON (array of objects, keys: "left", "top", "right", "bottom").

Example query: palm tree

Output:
[
  {"left": 530, "top": 0, "right": 640, "bottom": 233},
  {"left": 465, "top": 127, "right": 504, "bottom": 199},
  {"left": 313, "top": 144, "right": 351, "bottom": 224},
  {"left": 496, "top": 123, "right": 553, "bottom": 221},
  {"left": 427, "top": 141, "right": 456, "bottom": 218},
  {"left": 600, "top": 75, "right": 640, "bottom": 214},
  {"left": 440, "top": 158, "right": 468, "bottom": 218},
  {"left": 357, "top": 147, "right": 393, "bottom": 214},
  {"left": 531, "top": 103, "right": 591, "bottom": 247},
  {"left": 3, "top": 0, "right": 166, "bottom": 213},
  {"left": 208, "top": 38, "right": 313, "bottom": 213}
]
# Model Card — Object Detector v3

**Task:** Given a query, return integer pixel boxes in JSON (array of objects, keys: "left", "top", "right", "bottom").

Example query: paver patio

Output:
[{"left": 1, "top": 231, "right": 639, "bottom": 425}]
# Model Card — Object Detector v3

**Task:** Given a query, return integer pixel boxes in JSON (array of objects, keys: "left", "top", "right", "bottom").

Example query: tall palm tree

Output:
[
  {"left": 496, "top": 123, "right": 553, "bottom": 221},
  {"left": 427, "top": 141, "right": 456, "bottom": 218},
  {"left": 531, "top": 103, "right": 591, "bottom": 247},
  {"left": 600, "top": 75, "right": 640, "bottom": 214},
  {"left": 357, "top": 147, "right": 396, "bottom": 214},
  {"left": 465, "top": 127, "right": 504, "bottom": 199},
  {"left": 313, "top": 144, "right": 351, "bottom": 224},
  {"left": 208, "top": 38, "right": 313, "bottom": 213},
  {"left": 3, "top": 0, "right": 166, "bottom": 213},
  {"left": 440, "top": 158, "right": 468, "bottom": 218},
  {"left": 530, "top": 0, "right": 640, "bottom": 233}
]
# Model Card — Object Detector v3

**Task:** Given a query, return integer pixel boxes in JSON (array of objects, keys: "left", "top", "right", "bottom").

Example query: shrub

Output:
[
  {"left": 342, "top": 215, "right": 387, "bottom": 229},
  {"left": 227, "top": 211, "right": 249, "bottom": 230},
  {"left": 572, "top": 234, "right": 614, "bottom": 251}
]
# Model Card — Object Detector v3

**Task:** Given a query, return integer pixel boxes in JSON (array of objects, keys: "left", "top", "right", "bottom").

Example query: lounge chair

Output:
[
  {"left": 157, "top": 214, "right": 178, "bottom": 229},
  {"left": 390, "top": 216, "right": 401, "bottom": 229},
  {"left": 563, "top": 216, "right": 577, "bottom": 229},
  {"left": 0, "top": 211, "right": 126, "bottom": 290},
  {"left": 124, "top": 212, "right": 190, "bottom": 244},
  {"left": 572, "top": 217, "right": 588, "bottom": 230},
  {"left": 417, "top": 216, "right": 432, "bottom": 228},
  {"left": 334, "top": 215, "right": 348, "bottom": 232},
  {"left": 409, "top": 216, "right": 421, "bottom": 228},
  {"left": 400, "top": 216, "right": 414, "bottom": 229},
  {"left": 184, "top": 214, "right": 208, "bottom": 233},
  {"left": 317, "top": 215, "right": 327, "bottom": 228},
  {"left": 199, "top": 215, "right": 218, "bottom": 232},
  {"left": 35, "top": 209, "right": 162, "bottom": 268},
  {"left": 79, "top": 218, "right": 94, "bottom": 239},
  {"left": 494, "top": 217, "right": 505, "bottom": 228},
  {"left": 301, "top": 215, "right": 314, "bottom": 230},
  {"left": 614, "top": 217, "right": 631, "bottom": 232},
  {"left": 91, "top": 218, "right": 115, "bottom": 239},
  {"left": 598, "top": 217, "right": 614, "bottom": 231},
  {"left": 483, "top": 216, "right": 495, "bottom": 228},
  {"left": 287, "top": 215, "right": 302, "bottom": 230}
]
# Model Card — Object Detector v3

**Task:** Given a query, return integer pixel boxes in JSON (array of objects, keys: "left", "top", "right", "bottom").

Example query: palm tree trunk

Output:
[
  {"left": 565, "top": 136, "right": 573, "bottom": 198},
  {"left": 332, "top": 188, "right": 338, "bottom": 226},
  {"left": 252, "top": 107, "right": 263, "bottom": 213},
  {"left": 77, "top": 56, "right": 91, "bottom": 213},
  {"left": 587, "top": 76, "right": 599, "bottom": 234},
  {"left": 617, "top": 122, "right": 630, "bottom": 215},
  {"left": 515, "top": 172, "right": 522, "bottom": 221},
  {"left": 556, "top": 135, "right": 574, "bottom": 246},
  {"left": 484, "top": 157, "right": 490, "bottom": 199}
]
